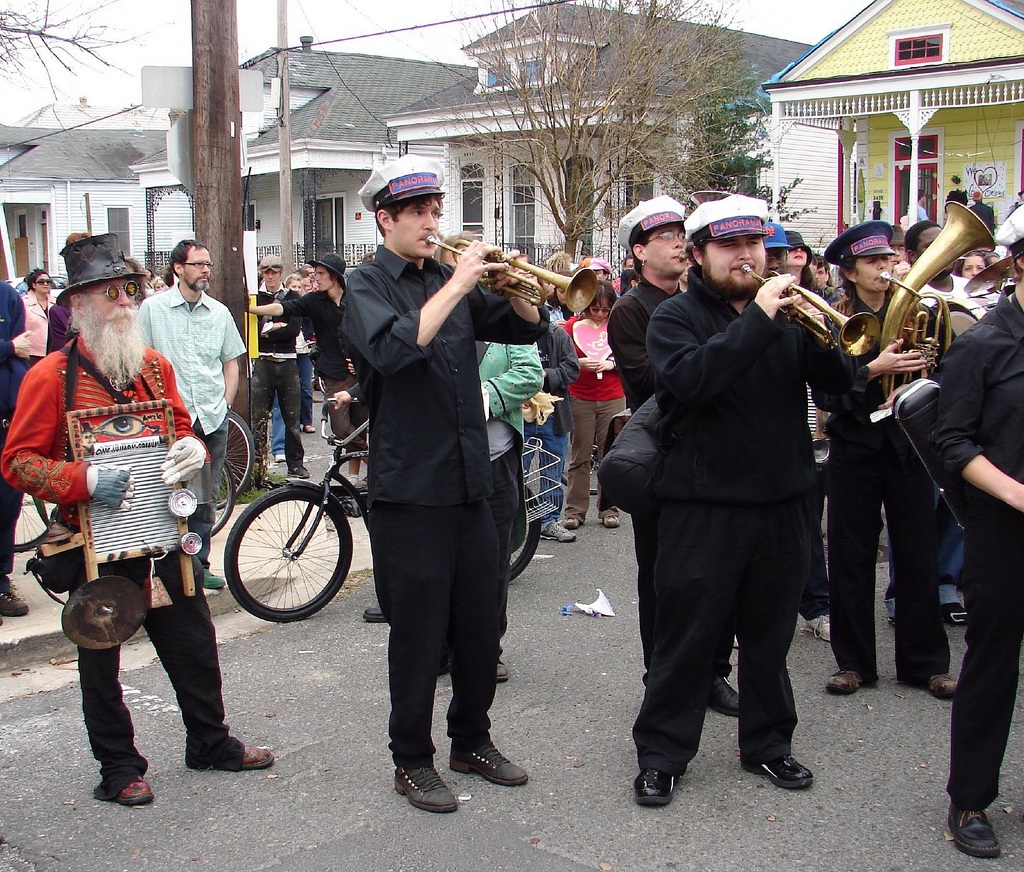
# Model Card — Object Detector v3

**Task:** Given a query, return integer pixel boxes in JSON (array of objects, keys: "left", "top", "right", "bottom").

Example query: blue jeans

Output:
[
  {"left": 188, "top": 416, "right": 228, "bottom": 570},
  {"left": 298, "top": 353, "right": 314, "bottom": 428},
  {"left": 523, "top": 415, "right": 568, "bottom": 525},
  {"left": 271, "top": 398, "right": 285, "bottom": 455}
]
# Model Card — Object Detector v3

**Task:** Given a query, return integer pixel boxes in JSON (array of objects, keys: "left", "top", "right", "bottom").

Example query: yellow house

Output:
[{"left": 763, "top": 0, "right": 1024, "bottom": 236}]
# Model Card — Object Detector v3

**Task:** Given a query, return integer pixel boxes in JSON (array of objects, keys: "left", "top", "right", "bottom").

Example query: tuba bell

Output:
[{"left": 878, "top": 203, "right": 994, "bottom": 397}]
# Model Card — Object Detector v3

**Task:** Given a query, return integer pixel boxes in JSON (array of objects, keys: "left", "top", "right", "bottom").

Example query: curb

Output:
[{"left": 0, "top": 586, "right": 244, "bottom": 674}]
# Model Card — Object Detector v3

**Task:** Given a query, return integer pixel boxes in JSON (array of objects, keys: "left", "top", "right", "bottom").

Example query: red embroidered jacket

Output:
[{"left": 1, "top": 342, "right": 194, "bottom": 516}]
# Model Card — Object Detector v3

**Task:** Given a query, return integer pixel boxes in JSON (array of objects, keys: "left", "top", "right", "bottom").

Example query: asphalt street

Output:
[{"left": 0, "top": 497, "right": 1019, "bottom": 871}]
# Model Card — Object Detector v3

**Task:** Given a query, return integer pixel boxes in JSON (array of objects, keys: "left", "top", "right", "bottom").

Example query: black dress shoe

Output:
[
  {"left": 633, "top": 767, "right": 676, "bottom": 806},
  {"left": 362, "top": 605, "right": 386, "bottom": 623},
  {"left": 741, "top": 754, "right": 813, "bottom": 789},
  {"left": 708, "top": 675, "right": 739, "bottom": 717},
  {"left": 947, "top": 804, "right": 1000, "bottom": 858}
]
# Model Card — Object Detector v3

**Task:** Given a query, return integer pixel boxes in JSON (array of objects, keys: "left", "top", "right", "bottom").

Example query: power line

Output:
[
  {"left": 285, "top": 0, "right": 575, "bottom": 52},
  {"left": 1, "top": 105, "right": 143, "bottom": 149}
]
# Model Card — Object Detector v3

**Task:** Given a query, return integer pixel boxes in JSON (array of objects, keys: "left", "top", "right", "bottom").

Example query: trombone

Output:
[
  {"left": 741, "top": 266, "right": 880, "bottom": 356},
  {"left": 428, "top": 236, "right": 598, "bottom": 312}
]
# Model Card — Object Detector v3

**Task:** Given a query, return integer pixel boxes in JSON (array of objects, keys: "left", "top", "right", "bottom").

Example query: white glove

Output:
[
  {"left": 160, "top": 436, "right": 207, "bottom": 486},
  {"left": 87, "top": 466, "right": 135, "bottom": 511}
]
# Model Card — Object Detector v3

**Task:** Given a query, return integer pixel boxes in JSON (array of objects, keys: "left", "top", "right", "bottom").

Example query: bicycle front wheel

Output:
[
  {"left": 509, "top": 516, "right": 541, "bottom": 581},
  {"left": 15, "top": 494, "right": 51, "bottom": 553},
  {"left": 224, "top": 487, "right": 353, "bottom": 622}
]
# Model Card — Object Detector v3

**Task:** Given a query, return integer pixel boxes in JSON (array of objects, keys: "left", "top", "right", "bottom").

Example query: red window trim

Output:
[{"left": 894, "top": 34, "right": 943, "bottom": 67}]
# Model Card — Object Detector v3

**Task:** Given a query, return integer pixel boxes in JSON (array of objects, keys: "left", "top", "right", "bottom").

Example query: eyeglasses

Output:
[
  {"left": 89, "top": 281, "right": 142, "bottom": 302},
  {"left": 184, "top": 261, "right": 214, "bottom": 270},
  {"left": 35, "top": 278, "right": 52, "bottom": 285},
  {"left": 589, "top": 306, "right": 611, "bottom": 312},
  {"left": 650, "top": 229, "right": 687, "bottom": 243}
]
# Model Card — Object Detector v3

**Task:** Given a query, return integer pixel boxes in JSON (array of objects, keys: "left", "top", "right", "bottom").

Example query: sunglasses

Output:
[
  {"left": 589, "top": 306, "right": 611, "bottom": 312},
  {"left": 35, "top": 278, "right": 52, "bottom": 285},
  {"left": 89, "top": 280, "right": 143, "bottom": 301}
]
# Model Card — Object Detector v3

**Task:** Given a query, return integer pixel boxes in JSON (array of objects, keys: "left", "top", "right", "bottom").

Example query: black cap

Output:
[
  {"left": 824, "top": 221, "right": 895, "bottom": 265},
  {"left": 308, "top": 252, "right": 347, "bottom": 281}
]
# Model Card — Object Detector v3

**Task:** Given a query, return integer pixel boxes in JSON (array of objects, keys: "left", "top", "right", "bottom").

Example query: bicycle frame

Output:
[{"left": 277, "top": 420, "right": 370, "bottom": 561}]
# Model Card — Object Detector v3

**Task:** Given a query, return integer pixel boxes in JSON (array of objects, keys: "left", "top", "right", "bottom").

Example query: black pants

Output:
[
  {"left": 800, "top": 467, "right": 830, "bottom": 621},
  {"left": 633, "top": 498, "right": 810, "bottom": 775},
  {"left": 633, "top": 509, "right": 734, "bottom": 683},
  {"left": 251, "top": 357, "right": 304, "bottom": 470},
  {"left": 948, "top": 494, "right": 1024, "bottom": 810},
  {"left": 827, "top": 442, "right": 949, "bottom": 684},
  {"left": 487, "top": 447, "right": 520, "bottom": 655},
  {"left": 78, "top": 554, "right": 243, "bottom": 800},
  {"left": 369, "top": 500, "right": 499, "bottom": 768}
]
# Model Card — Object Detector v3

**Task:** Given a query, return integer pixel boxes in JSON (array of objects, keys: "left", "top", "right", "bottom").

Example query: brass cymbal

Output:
[
  {"left": 966, "top": 256, "right": 1013, "bottom": 294},
  {"left": 62, "top": 576, "right": 147, "bottom": 650}
]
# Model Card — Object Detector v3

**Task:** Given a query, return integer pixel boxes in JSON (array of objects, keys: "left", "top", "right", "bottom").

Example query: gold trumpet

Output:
[
  {"left": 428, "top": 236, "right": 598, "bottom": 311},
  {"left": 742, "top": 266, "right": 880, "bottom": 355}
]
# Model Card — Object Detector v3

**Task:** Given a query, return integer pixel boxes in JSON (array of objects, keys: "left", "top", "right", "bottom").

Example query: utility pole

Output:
[
  {"left": 278, "top": 0, "right": 293, "bottom": 271},
  {"left": 191, "top": 0, "right": 248, "bottom": 411}
]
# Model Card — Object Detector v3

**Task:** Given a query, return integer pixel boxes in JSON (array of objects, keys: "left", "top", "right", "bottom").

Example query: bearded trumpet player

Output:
[
  {"left": 812, "top": 221, "right": 955, "bottom": 700},
  {"left": 631, "top": 195, "right": 852, "bottom": 805}
]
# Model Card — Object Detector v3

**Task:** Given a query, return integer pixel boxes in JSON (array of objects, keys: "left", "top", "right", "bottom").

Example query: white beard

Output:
[{"left": 74, "top": 304, "right": 146, "bottom": 388}]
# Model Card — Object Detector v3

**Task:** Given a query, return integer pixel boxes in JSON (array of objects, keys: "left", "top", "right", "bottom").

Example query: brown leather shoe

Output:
[
  {"left": 115, "top": 779, "right": 154, "bottom": 806},
  {"left": 825, "top": 670, "right": 863, "bottom": 695},
  {"left": 240, "top": 745, "right": 275, "bottom": 770},
  {"left": 928, "top": 673, "right": 957, "bottom": 699}
]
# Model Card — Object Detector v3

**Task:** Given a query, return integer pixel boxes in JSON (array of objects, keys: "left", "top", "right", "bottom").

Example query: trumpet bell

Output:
[{"left": 840, "top": 312, "right": 882, "bottom": 356}]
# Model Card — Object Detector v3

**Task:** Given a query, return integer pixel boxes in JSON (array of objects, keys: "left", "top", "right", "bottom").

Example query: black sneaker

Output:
[
  {"left": 947, "top": 804, "right": 1000, "bottom": 858},
  {"left": 942, "top": 602, "right": 967, "bottom": 625},
  {"left": 0, "top": 590, "right": 29, "bottom": 617},
  {"left": 287, "top": 466, "right": 310, "bottom": 479},
  {"left": 394, "top": 766, "right": 458, "bottom": 813},
  {"left": 450, "top": 742, "right": 528, "bottom": 786},
  {"left": 741, "top": 754, "right": 814, "bottom": 789}
]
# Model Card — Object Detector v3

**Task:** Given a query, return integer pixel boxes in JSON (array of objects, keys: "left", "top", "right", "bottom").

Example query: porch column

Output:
[
  {"left": 838, "top": 118, "right": 856, "bottom": 231},
  {"left": 769, "top": 101, "right": 784, "bottom": 220}
]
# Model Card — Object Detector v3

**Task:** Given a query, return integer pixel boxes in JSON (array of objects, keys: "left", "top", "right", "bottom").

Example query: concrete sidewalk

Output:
[{"left": 0, "top": 496, "right": 373, "bottom": 672}]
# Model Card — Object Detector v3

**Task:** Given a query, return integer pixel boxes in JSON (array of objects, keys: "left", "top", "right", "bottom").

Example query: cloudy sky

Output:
[{"left": 1, "top": 0, "right": 871, "bottom": 124}]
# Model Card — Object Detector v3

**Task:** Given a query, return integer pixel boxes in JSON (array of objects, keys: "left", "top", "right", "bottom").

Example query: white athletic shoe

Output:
[{"left": 805, "top": 614, "right": 831, "bottom": 641}]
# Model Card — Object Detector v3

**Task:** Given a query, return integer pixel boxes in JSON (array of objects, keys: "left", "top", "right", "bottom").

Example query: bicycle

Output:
[
  {"left": 225, "top": 409, "right": 255, "bottom": 496},
  {"left": 223, "top": 419, "right": 369, "bottom": 622},
  {"left": 14, "top": 493, "right": 53, "bottom": 552},
  {"left": 510, "top": 437, "right": 564, "bottom": 580}
]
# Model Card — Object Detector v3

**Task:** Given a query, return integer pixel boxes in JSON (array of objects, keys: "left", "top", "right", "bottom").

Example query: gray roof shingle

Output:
[
  {"left": 0, "top": 126, "right": 167, "bottom": 180},
  {"left": 242, "top": 51, "right": 477, "bottom": 146}
]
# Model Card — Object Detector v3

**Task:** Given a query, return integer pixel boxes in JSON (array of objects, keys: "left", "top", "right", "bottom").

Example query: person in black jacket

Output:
[
  {"left": 814, "top": 221, "right": 952, "bottom": 699},
  {"left": 608, "top": 195, "right": 739, "bottom": 718},
  {"left": 631, "top": 195, "right": 852, "bottom": 806},
  {"left": 251, "top": 254, "right": 306, "bottom": 478},
  {"left": 933, "top": 205, "right": 1024, "bottom": 859}
]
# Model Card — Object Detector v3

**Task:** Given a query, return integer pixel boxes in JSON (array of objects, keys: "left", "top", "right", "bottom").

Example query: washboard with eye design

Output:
[{"left": 66, "top": 399, "right": 195, "bottom": 593}]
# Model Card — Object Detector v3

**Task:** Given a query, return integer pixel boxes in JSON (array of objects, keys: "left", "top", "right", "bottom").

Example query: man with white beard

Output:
[
  {"left": 139, "top": 239, "right": 246, "bottom": 590},
  {"left": 1, "top": 233, "right": 273, "bottom": 808}
]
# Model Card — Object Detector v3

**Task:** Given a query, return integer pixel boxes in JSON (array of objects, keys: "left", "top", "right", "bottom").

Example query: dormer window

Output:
[{"left": 889, "top": 24, "right": 950, "bottom": 69}]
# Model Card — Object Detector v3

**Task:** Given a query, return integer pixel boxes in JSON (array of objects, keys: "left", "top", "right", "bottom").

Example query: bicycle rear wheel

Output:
[
  {"left": 509, "top": 516, "right": 541, "bottom": 581},
  {"left": 225, "top": 409, "right": 255, "bottom": 496},
  {"left": 211, "top": 465, "right": 236, "bottom": 536},
  {"left": 224, "top": 487, "right": 353, "bottom": 622},
  {"left": 15, "top": 494, "right": 51, "bottom": 553}
]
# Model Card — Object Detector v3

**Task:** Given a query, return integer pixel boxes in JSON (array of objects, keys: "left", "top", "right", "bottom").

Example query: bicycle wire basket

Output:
[{"left": 521, "top": 436, "right": 563, "bottom": 523}]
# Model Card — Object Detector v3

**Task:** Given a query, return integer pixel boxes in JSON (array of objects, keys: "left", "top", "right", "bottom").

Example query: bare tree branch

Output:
[
  {"left": 1, "top": 1, "right": 124, "bottom": 78},
  {"left": 451, "top": 0, "right": 765, "bottom": 256}
]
